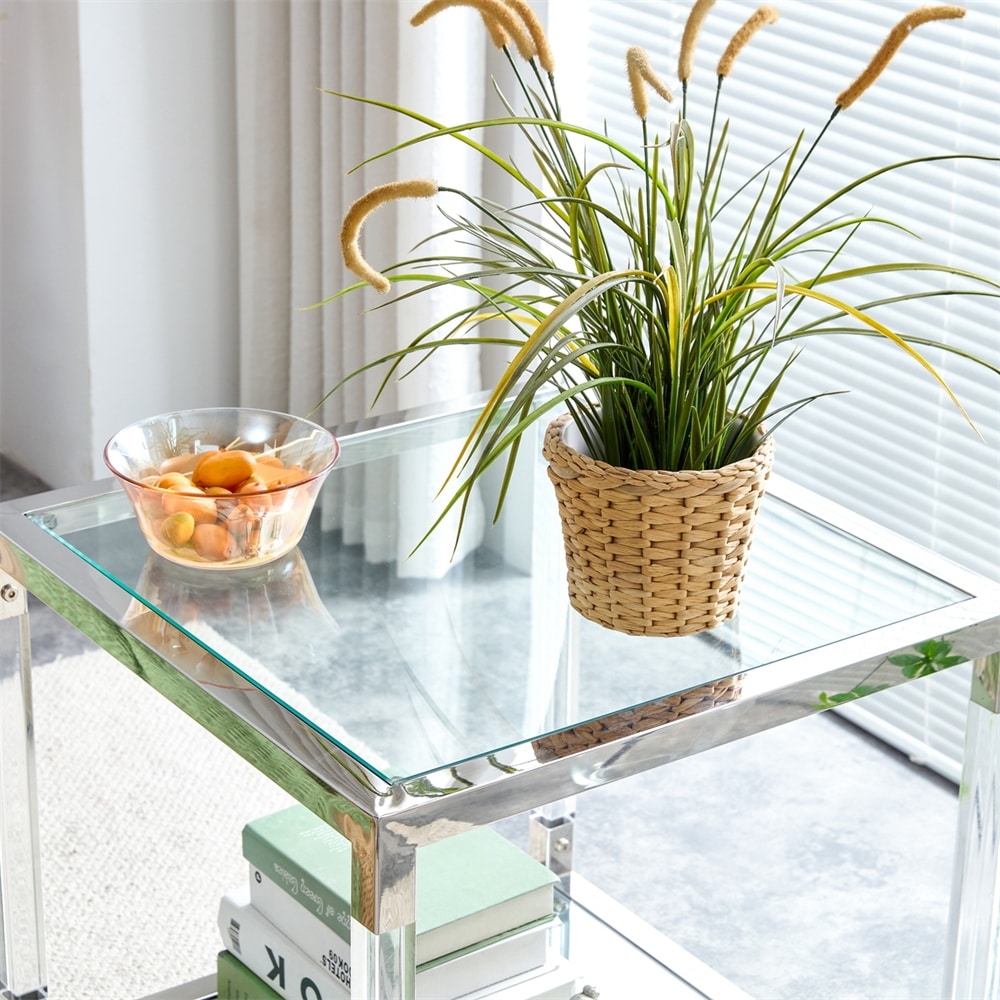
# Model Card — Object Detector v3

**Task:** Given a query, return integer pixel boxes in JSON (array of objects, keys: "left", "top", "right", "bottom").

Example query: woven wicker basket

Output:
[{"left": 543, "top": 413, "right": 774, "bottom": 638}]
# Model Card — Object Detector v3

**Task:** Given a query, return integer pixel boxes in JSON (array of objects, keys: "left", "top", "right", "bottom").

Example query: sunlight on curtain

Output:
[
  {"left": 232, "top": 2, "right": 571, "bottom": 742},
  {"left": 235, "top": 0, "right": 499, "bottom": 576}
]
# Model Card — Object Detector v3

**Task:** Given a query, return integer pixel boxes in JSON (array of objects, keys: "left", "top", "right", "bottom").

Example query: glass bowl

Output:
[{"left": 104, "top": 407, "right": 339, "bottom": 570}]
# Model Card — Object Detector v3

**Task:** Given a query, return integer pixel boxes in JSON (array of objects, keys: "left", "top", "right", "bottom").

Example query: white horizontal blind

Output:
[{"left": 554, "top": 0, "right": 1000, "bottom": 781}]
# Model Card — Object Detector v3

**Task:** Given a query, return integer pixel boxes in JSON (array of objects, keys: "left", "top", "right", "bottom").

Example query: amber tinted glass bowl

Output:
[{"left": 104, "top": 407, "right": 339, "bottom": 570}]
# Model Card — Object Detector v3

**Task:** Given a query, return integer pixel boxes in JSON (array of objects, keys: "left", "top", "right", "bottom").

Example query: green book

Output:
[
  {"left": 243, "top": 807, "right": 353, "bottom": 945},
  {"left": 242, "top": 805, "right": 558, "bottom": 965},
  {"left": 217, "top": 948, "right": 281, "bottom": 1000}
]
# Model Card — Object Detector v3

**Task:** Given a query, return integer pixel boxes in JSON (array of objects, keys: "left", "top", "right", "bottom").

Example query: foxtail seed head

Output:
[
  {"left": 717, "top": 6, "right": 780, "bottom": 78},
  {"left": 479, "top": 12, "right": 509, "bottom": 49},
  {"left": 506, "top": 0, "right": 555, "bottom": 73},
  {"left": 411, "top": 0, "right": 536, "bottom": 63},
  {"left": 627, "top": 47, "right": 674, "bottom": 120},
  {"left": 678, "top": 0, "right": 715, "bottom": 83},
  {"left": 341, "top": 180, "right": 439, "bottom": 295},
  {"left": 836, "top": 5, "right": 965, "bottom": 109}
]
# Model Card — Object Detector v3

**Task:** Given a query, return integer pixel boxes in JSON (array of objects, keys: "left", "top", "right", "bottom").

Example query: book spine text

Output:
[
  {"left": 250, "top": 866, "right": 352, "bottom": 988},
  {"left": 243, "top": 828, "right": 352, "bottom": 945},
  {"left": 218, "top": 891, "right": 349, "bottom": 998}
]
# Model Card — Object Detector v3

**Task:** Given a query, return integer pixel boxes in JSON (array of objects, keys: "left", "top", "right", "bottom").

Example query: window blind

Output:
[{"left": 551, "top": 0, "right": 1000, "bottom": 782}]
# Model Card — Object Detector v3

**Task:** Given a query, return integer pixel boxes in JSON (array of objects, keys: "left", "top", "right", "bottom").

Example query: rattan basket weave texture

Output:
[
  {"left": 543, "top": 413, "right": 774, "bottom": 638},
  {"left": 532, "top": 675, "right": 744, "bottom": 761}
]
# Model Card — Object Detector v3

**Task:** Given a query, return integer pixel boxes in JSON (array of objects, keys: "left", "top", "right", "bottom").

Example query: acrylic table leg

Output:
[
  {"left": 350, "top": 920, "right": 415, "bottom": 1000},
  {"left": 945, "top": 653, "right": 1000, "bottom": 1000},
  {"left": 528, "top": 608, "right": 579, "bottom": 885},
  {"left": 349, "top": 824, "right": 417, "bottom": 1000},
  {"left": 0, "top": 572, "right": 47, "bottom": 999}
]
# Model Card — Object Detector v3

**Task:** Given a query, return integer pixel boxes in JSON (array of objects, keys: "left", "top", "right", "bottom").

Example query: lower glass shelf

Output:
[{"left": 555, "top": 875, "right": 751, "bottom": 1000}]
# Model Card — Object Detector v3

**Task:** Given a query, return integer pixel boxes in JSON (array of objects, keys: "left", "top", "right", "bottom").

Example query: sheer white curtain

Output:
[{"left": 234, "top": 0, "right": 517, "bottom": 574}]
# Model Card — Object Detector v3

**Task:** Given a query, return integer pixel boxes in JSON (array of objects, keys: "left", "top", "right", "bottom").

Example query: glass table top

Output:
[{"left": 17, "top": 405, "right": 971, "bottom": 784}]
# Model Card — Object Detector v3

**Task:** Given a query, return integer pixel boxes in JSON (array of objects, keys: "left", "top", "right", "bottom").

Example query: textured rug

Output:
[{"left": 33, "top": 648, "right": 295, "bottom": 999}]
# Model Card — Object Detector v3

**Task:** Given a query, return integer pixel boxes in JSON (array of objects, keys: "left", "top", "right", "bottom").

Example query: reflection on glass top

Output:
[{"left": 25, "top": 411, "right": 968, "bottom": 783}]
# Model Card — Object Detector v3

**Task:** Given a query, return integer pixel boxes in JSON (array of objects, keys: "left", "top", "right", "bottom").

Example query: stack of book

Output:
[{"left": 216, "top": 804, "right": 579, "bottom": 1000}]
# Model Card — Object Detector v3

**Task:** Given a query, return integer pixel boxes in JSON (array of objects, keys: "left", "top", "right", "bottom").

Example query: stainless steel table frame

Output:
[{"left": 1, "top": 397, "right": 999, "bottom": 1000}]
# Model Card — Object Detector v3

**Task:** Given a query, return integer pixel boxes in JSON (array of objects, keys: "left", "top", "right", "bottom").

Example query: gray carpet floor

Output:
[{"left": 1, "top": 456, "right": 960, "bottom": 999}]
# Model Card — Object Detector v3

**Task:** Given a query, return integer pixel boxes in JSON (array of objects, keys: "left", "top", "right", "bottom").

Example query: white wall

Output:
[
  {"left": 0, "top": 1, "right": 93, "bottom": 485},
  {"left": 0, "top": 0, "right": 240, "bottom": 486}
]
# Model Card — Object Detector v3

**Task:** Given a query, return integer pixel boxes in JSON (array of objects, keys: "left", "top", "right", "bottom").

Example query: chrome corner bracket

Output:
[
  {"left": 529, "top": 812, "right": 575, "bottom": 882},
  {"left": 0, "top": 576, "right": 26, "bottom": 621}
]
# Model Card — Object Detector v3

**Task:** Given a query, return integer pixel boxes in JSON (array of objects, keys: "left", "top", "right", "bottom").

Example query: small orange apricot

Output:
[
  {"left": 234, "top": 478, "right": 273, "bottom": 511},
  {"left": 274, "top": 465, "right": 309, "bottom": 487},
  {"left": 252, "top": 463, "right": 288, "bottom": 485},
  {"left": 160, "top": 511, "right": 196, "bottom": 547},
  {"left": 154, "top": 472, "right": 196, "bottom": 491},
  {"left": 192, "top": 523, "right": 236, "bottom": 561},
  {"left": 193, "top": 450, "right": 257, "bottom": 491}
]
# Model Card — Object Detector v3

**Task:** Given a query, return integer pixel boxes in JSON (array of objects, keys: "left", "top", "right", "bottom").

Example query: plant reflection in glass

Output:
[{"left": 814, "top": 638, "right": 967, "bottom": 709}]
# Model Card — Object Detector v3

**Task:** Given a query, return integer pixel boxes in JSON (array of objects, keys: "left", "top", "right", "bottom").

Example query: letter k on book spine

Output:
[
  {"left": 249, "top": 867, "right": 352, "bottom": 988},
  {"left": 219, "top": 888, "right": 347, "bottom": 1000}
]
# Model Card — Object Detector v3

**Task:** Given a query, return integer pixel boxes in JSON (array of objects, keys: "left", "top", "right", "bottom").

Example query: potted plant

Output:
[{"left": 321, "top": 0, "right": 998, "bottom": 637}]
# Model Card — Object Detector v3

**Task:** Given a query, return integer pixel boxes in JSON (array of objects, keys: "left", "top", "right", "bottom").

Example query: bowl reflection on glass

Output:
[
  {"left": 104, "top": 407, "right": 339, "bottom": 570},
  {"left": 122, "top": 549, "right": 340, "bottom": 690}
]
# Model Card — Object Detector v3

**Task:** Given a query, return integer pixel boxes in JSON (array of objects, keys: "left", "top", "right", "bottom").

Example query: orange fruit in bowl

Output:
[
  {"left": 234, "top": 477, "right": 273, "bottom": 511},
  {"left": 160, "top": 511, "right": 196, "bottom": 547},
  {"left": 162, "top": 489, "right": 218, "bottom": 524},
  {"left": 271, "top": 465, "right": 309, "bottom": 488},
  {"left": 192, "top": 450, "right": 257, "bottom": 491},
  {"left": 155, "top": 472, "right": 197, "bottom": 491},
  {"left": 192, "top": 523, "right": 237, "bottom": 561}
]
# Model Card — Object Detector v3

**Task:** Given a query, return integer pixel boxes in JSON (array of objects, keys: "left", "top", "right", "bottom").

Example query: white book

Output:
[
  {"left": 249, "top": 864, "right": 351, "bottom": 988},
  {"left": 219, "top": 888, "right": 345, "bottom": 1000},
  {"left": 221, "top": 886, "right": 556, "bottom": 1000}
]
